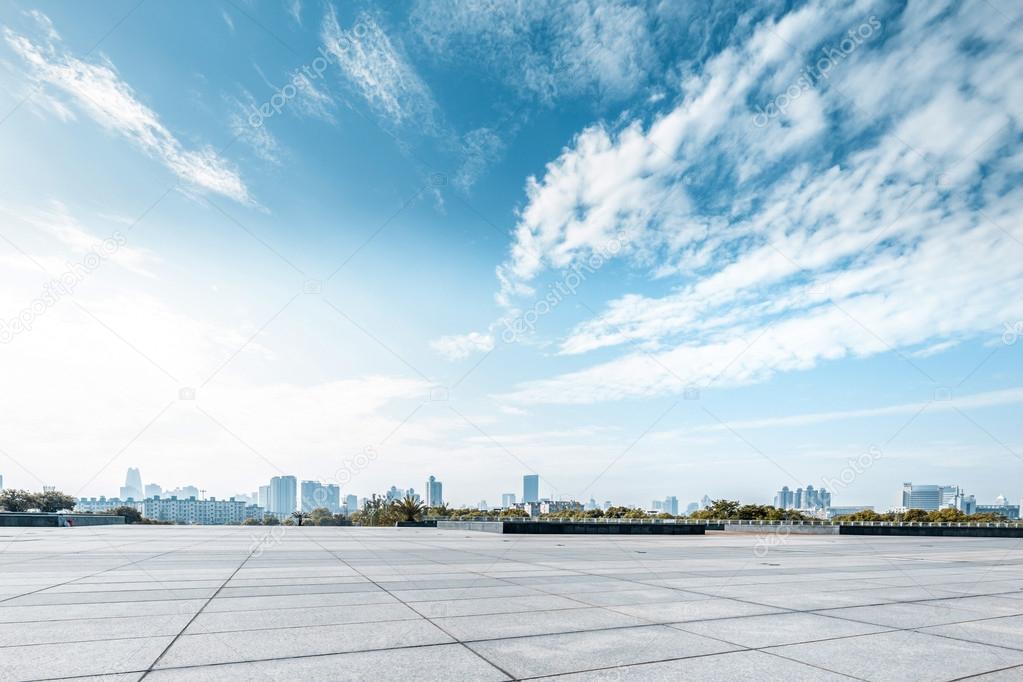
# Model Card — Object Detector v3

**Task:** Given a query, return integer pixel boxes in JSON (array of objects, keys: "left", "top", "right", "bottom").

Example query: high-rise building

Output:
[
  {"left": 663, "top": 496, "right": 679, "bottom": 515},
  {"left": 425, "top": 476, "right": 443, "bottom": 507},
  {"left": 300, "top": 481, "right": 341, "bottom": 513},
  {"left": 523, "top": 474, "right": 539, "bottom": 503},
  {"left": 144, "top": 483, "right": 162, "bottom": 498},
  {"left": 685, "top": 502, "right": 699, "bottom": 514},
  {"left": 901, "top": 482, "right": 962, "bottom": 511},
  {"left": 774, "top": 486, "right": 792, "bottom": 509},
  {"left": 501, "top": 493, "right": 516, "bottom": 507},
  {"left": 120, "top": 467, "right": 143, "bottom": 500},
  {"left": 700, "top": 495, "right": 712, "bottom": 509},
  {"left": 258, "top": 485, "right": 270, "bottom": 509},
  {"left": 345, "top": 494, "right": 358, "bottom": 515},
  {"left": 269, "top": 476, "right": 297, "bottom": 517}
]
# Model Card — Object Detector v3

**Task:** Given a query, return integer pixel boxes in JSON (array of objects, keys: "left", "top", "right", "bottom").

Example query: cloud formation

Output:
[
  {"left": 3, "top": 20, "right": 252, "bottom": 204},
  {"left": 492, "top": 0, "right": 1023, "bottom": 404}
]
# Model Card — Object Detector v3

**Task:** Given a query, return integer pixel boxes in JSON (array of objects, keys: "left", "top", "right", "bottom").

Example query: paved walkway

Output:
[{"left": 1, "top": 526, "right": 1022, "bottom": 680}]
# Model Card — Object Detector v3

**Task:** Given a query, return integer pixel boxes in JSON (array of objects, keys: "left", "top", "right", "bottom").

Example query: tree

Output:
[
  {"left": 393, "top": 495, "right": 424, "bottom": 522},
  {"left": 35, "top": 491, "right": 77, "bottom": 513},
  {"left": 109, "top": 505, "right": 142, "bottom": 523},
  {"left": 291, "top": 511, "right": 309, "bottom": 526},
  {"left": 262, "top": 514, "right": 280, "bottom": 525},
  {"left": 903, "top": 508, "right": 930, "bottom": 522},
  {"left": 242, "top": 518, "right": 260, "bottom": 525},
  {"left": 0, "top": 489, "right": 37, "bottom": 512}
]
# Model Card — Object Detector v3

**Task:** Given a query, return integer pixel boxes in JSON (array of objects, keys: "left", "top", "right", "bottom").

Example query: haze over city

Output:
[{"left": 1, "top": 0, "right": 1021, "bottom": 512}]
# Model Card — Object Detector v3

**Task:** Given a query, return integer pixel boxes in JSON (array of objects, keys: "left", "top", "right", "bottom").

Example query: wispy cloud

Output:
[
  {"left": 489, "top": 0, "right": 1023, "bottom": 404},
  {"left": 321, "top": 7, "right": 437, "bottom": 129},
  {"left": 3, "top": 17, "right": 252, "bottom": 204}
]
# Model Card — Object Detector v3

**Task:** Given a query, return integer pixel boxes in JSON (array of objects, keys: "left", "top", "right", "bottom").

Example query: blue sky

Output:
[{"left": 0, "top": 0, "right": 1020, "bottom": 510}]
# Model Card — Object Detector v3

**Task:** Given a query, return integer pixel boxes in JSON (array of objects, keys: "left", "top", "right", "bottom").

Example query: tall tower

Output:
[
  {"left": 523, "top": 474, "right": 539, "bottom": 503},
  {"left": 425, "top": 476, "right": 443, "bottom": 507},
  {"left": 120, "top": 468, "right": 143, "bottom": 500}
]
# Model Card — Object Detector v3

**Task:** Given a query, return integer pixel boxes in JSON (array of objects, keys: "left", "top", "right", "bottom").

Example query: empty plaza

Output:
[{"left": 2, "top": 526, "right": 1023, "bottom": 680}]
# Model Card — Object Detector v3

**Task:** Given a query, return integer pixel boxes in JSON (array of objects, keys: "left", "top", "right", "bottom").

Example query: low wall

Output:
[
  {"left": 716, "top": 523, "right": 838, "bottom": 535},
  {"left": 437, "top": 520, "right": 705, "bottom": 534},
  {"left": 0, "top": 513, "right": 126, "bottom": 527},
  {"left": 396, "top": 520, "right": 438, "bottom": 527},
  {"left": 840, "top": 525, "right": 1023, "bottom": 538}
]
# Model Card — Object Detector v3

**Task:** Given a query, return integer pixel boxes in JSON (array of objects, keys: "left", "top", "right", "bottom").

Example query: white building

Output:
[{"left": 140, "top": 496, "right": 263, "bottom": 524}]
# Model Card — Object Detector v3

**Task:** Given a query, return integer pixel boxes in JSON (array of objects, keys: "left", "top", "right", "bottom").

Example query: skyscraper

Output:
[
  {"left": 269, "top": 476, "right": 297, "bottom": 517},
  {"left": 501, "top": 493, "right": 516, "bottom": 507},
  {"left": 144, "top": 483, "right": 162, "bottom": 498},
  {"left": 120, "top": 467, "right": 143, "bottom": 500},
  {"left": 258, "top": 485, "right": 270, "bottom": 509},
  {"left": 902, "top": 482, "right": 962, "bottom": 511},
  {"left": 301, "top": 481, "right": 341, "bottom": 513},
  {"left": 523, "top": 474, "right": 539, "bottom": 503},
  {"left": 663, "top": 496, "right": 678, "bottom": 515},
  {"left": 425, "top": 475, "right": 443, "bottom": 507},
  {"left": 345, "top": 494, "right": 358, "bottom": 515}
]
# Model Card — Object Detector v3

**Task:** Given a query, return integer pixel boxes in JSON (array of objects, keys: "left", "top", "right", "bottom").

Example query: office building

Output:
[
  {"left": 269, "top": 476, "right": 297, "bottom": 518},
  {"left": 901, "top": 482, "right": 962, "bottom": 511},
  {"left": 774, "top": 486, "right": 793, "bottom": 509},
  {"left": 120, "top": 467, "right": 143, "bottom": 501},
  {"left": 301, "top": 480, "right": 341, "bottom": 513},
  {"left": 685, "top": 502, "right": 699, "bottom": 514},
  {"left": 523, "top": 474, "right": 539, "bottom": 503},
  {"left": 144, "top": 483, "right": 162, "bottom": 498},
  {"left": 345, "top": 494, "right": 358, "bottom": 515},
  {"left": 425, "top": 475, "right": 443, "bottom": 507},
  {"left": 977, "top": 500, "right": 1020, "bottom": 520},
  {"left": 501, "top": 493, "right": 516, "bottom": 508},
  {"left": 828, "top": 505, "right": 874, "bottom": 518},
  {"left": 774, "top": 485, "right": 831, "bottom": 511},
  {"left": 663, "top": 496, "right": 679, "bottom": 515},
  {"left": 141, "top": 496, "right": 263, "bottom": 525}
]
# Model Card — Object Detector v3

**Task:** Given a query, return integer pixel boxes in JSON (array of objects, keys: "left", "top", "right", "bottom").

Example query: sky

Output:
[{"left": 0, "top": 0, "right": 1020, "bottom": 511}]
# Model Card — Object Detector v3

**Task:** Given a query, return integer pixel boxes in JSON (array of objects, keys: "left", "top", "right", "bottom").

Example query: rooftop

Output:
[{"left": 2, "top": 527, "right": 1022, "bottom": 680}]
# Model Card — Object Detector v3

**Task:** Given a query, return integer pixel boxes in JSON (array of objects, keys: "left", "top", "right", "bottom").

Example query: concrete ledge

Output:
[
  {"left": 395, "top": 520, "right": 438, "bottom": 527},
  {"left": 437, "top": 520, "right": 706, "bottom": 534},
  {"left": 716, "top": 523, "right": 839, "bottom": 535},
  {"left": 840, "top": 525, "right": 1023, "bottom": 537},
  {"left": 0, "top": 513, "right": 126, "bottom": 527}
]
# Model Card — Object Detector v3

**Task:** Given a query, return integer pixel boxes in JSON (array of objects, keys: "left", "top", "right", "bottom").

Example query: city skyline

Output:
[{"left": 0, "top": 2, "right": 1020, "bottom": 510}]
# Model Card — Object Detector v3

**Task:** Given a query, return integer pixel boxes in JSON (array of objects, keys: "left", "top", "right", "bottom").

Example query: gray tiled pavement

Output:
[{"left": 1, "top": 526, "right": 1023, "bottom": 680}]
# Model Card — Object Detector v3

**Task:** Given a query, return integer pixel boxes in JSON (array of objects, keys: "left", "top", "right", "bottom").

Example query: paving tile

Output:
[
  {"left": 674, "top": 611, "right": 892, "bottom": 647},
  {"left": 186, "top": 602, "right": 421, "bottom": 633},
  {"left": 529, "top": 649, "right": 857, "bottom": 681},
  {"left": 771, "top": 630, "right": 1023, "bottom": 681},
  {"left": 412, "top": 593, "right": 585, "bottom": 617},
  {"left": 609, "top": 597, "right": 785, "bottom": 623},
  {"left": 0, "top": 613, "right": 193, "bottom": 646},
  {"left": 0, "top": 636, "right": 171, "bottom": 681},
  {"left": 467, "top": 624, "right": 741, "bottom": 678},
  {"left": 920, "top": 615, "right": 1023, "bottom": 651},
  {"left": 145, "top": 643, "right": 508, "bottom": 681},
  {"left": 433, "top": 606, "right": 646, "bottom": 640},
  {"left": 154, "top": 619, "right": 453, "bottom": 668},
  {"left": 816, "top": 601, "right": 992, "bottom": 629}
]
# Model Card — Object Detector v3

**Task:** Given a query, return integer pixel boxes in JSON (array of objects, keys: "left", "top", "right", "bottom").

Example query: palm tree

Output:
[
  {"left": 291, "top": 511, "right": 309, "bottom": 526},
  {"left": 393, "top": 494, "right": 425, "bottom": 523}
]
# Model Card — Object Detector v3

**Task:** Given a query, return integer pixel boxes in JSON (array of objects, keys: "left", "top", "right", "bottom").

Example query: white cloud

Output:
[
  {"left": 492, "top": 0, "right": 1023, "bottom": 404},
  {"left": 3, "top": 19, "right": 251, "bottom": 204},
  {"left": 287, "top": 0, "right": 302, "bottom": 26},
  {"left": 321, "top": 7, "right": 437, "bottom": 129},
  {"left": 431, "top": 331, "right": 494, "bottom": 360},
  {"left": 410, "top": 0, "right": 656, "bottom": 104}
]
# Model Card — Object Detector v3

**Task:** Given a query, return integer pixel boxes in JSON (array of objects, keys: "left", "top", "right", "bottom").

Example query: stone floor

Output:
[{"left": 1, "top": 526, "right": 1023, "bottom": 681}]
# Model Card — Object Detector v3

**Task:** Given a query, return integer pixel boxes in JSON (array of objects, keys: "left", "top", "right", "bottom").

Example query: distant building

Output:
[
  {"left": 539, "top": 500, "right": 583, "bottom": 515},
  {"left": 977, "top": 503, "right": 1020, "bottom": 520},
  {"left": 685, "top": 502, "right": 699, "bottom": 514},
  {"left": 901, "top": 483, "right": 962, "bottom": 511},
  {"left": 269, "top": 476, "right": 297, "bottom": 518},
  {"left": 501, "top": 493, "right": 516, "bottom": 507},
  {"left": 120, "top": 467, "right": 143, "bottom": 501},
  {"left": 141, "top": 496, "right": 263, "bottom": 525},
  {"left": 663, "top": 496, "right": 679, "bottom": 515},
  {"left": 774, "top": 486, "right": 793, "bottom": 509},
  {"left": 386, "top": 486, "right": 404, "bottom": 502},
  {"left": 585, "top": 497, "right": 598, "bottom": 511},
  {"left": 828, "top": 505, "right": 874, "bottom": 519},
  {"left": 700, "top": 495, "right": 712, "bottom": 509},
  {"left": 258, "top": 485, "right": 271, "bottom": 509},
  {"left": 144, "top": 483, "right": 162, "bottom": 498},
  {"left": 477, "top": 500, "right": 488, "bottom": 511},
  {"left": 301, "top": 481, "right": 341, "bottom": 513},
  {"left": 425, "top": 476, "right": 443, "bottom": 507},
  {"left": 77, "top": 496, "right": 133, "bottom": 513},
  {"left": 345, "top": 494, "right": 358, "bottom": 515},
  {"left": 774, "top": 485, "right": 831, "bottom": 511},
  {"left": 523, "top": 474, "right": 539, "bottom": 503},
  {"left": 651, "top": 500, "right": 663, "bottom": 512}
]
